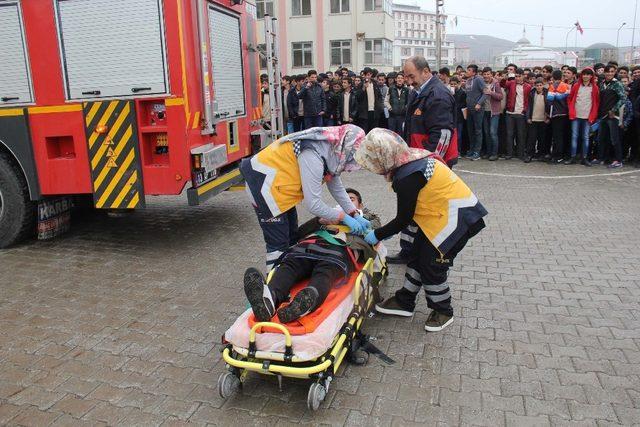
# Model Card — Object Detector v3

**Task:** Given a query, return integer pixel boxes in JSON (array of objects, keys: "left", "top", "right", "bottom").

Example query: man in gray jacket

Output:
[{"left": 465, "top": 64, "right": 487, "bottom": 160}]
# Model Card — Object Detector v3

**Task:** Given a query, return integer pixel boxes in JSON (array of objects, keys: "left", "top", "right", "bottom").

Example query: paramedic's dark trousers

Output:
[
  {"left": 395, "top": 229, "right": 470, "bottom": 317},
  {"left": 255, "top": 207, "right": 299, "bottom": 270},
  {"left": 269, "top": 256, "right": 345, "bottom": 310}
]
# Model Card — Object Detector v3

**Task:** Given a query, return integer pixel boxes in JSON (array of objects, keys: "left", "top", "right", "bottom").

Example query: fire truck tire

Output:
[{"left": 0, "top": 151, "right": 36, "bottom": 249}]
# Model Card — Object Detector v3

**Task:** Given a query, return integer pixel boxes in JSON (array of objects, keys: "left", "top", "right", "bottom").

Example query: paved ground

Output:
[{"left": 1, "top": 159, "right": 640, "bottom": 426}]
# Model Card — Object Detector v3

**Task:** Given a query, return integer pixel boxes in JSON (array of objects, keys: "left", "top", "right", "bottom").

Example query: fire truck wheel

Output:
[{"left": 0, "top": 152, "right": 36, "bottom": 249}]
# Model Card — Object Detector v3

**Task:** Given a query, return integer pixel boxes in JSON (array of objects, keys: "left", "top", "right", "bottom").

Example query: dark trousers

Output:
[
  {"left": 395, "top": 228, "right": 470, "bottom": 317},
  {"left": 269, "top": 254, "right": 345, "bottom": 310},
  {"left": 388, "top": 115, "right": 405, "bottom": 135},
  {"left": 526, "top": 121, "right": 546, "bottom": 158},
  {"left": 293, "top": 117, "right": 304, "bottom": 132},
  {"left": 255, "top": 207, "right": 299, "bottom": 270},
  {"left": 357, "top": 111, "right": 377, "bottom": 133},
  {"left": 304, "top": 115, "right": 323, "bottom": 130},
  {"left": 550, "top": 116, "right": 568, "bottom": 160},
  {"left": 466, "top": 108, "right": 484, "bottom": 154},
  {"left": 597, "top": 118, "right": 623, "bottom": 162},
  {"left": 505, "top": 113, "right": 526, "bottom": 158}
]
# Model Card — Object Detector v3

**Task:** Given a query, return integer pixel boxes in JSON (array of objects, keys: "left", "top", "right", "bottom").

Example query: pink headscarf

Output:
[
  {"left": 355, "top": 128, "right": 431, "bottom": 181},
  {"left": 278, "top": 124, "right": 366, "bottom": 175}
]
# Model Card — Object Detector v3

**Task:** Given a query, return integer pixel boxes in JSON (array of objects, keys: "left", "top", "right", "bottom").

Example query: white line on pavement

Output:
[{"left": 455, "top": 169, "right": 640, "bottom": 179}]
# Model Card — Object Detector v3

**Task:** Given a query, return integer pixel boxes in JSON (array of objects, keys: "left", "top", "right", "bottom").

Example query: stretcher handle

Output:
[{"left": 249, "top": 322, "right": 294, "bottom": 359}]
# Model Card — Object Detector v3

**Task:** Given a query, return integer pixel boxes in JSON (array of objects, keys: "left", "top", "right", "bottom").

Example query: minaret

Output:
[{"left": 541, "top": 25, "right": 544, "bottom": 47}]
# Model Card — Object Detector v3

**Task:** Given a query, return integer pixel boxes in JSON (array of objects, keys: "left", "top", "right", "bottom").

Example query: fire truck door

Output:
[{"left": 82, "top": 100, "right": 145, "bottom": 209}]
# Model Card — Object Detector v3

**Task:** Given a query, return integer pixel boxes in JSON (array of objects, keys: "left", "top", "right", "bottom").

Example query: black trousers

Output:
[
  {"left": 526, "top": 121, "right": 546, "bottom": 158},
  {"left": 505, "top": 114, "right": 526, "bottom": 158},
  {"left": 550, "top": 116, "right": 568, "bottom": 159},
  {"left": 269, "top": 252, "right": 347, "bottom": 310},
  {"left": 357, "top": 111, "right": 377, "bottom": 133},
  {"left": 395, "top": 228, "right": 472, "bottom": 317}
]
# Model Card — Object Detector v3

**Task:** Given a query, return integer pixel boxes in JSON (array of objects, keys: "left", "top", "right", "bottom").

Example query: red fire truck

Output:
[{"left": 0, "top": 0, "right": 284, "bottom": 248}]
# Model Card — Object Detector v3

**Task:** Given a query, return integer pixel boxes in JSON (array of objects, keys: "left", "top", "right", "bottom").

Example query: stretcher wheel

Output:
[
  {"left": 307, "top": 382, "right": 327, "bottom": 411},
  {"left": 218, "top": 372, "right": 240, "bottom": 399}
]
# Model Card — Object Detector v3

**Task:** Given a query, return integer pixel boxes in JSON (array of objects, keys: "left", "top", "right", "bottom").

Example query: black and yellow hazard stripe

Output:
[{"left": 83, "top": 100, "right": 145, "bottom": 209}]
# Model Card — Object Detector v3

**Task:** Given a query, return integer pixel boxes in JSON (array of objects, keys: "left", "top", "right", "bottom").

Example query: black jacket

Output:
[
  {"left": 336, "top": 90, "right": 358, "bottom": 123},
  {"left": 354, "top": 81, "right": 384, "bottom": 119},
  {"left": 298, "top": 82, "right": 326, "bottom": 117},
  {"left": 453, "top": 87, "right": 467, "bottom": 123},
  {"left": 404, "top": 76, "right": 456, "bottom": 165},
  {"left": 287, "top": 88, "right": 302, "bottom": 119},
  {"left": 526, "top": 88, "right": 550, "bottom": 121},
  {"left": 388, "top": 85, "right": 410, "bottom": 117}
]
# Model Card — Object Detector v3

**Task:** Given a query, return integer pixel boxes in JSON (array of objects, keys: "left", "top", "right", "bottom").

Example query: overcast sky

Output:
[{"left": 403, "top": 0, "right": 639, "bottom": 48}]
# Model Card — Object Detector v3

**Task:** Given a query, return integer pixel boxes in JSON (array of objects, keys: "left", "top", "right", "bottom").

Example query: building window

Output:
[
  {"left": 292, "top": 0, "right": 311, "bottom": 16},
  {"left": 397, "top": 30, "right": 401, "bottom": 37},
  {"left": 330, "top": 0, "right": 349, "bottom": 13},
  {"left": 364, "top": 0, "right": 392, "bottom": 14},
  {"left": 292, "top": 42, "right": 313, "bottom": 67},
  {"left": 415, "top": 48, "right": 424, "bottom": 56},
  {"left": 364, "top": 38, "right": 392, "bottom": 65},
  {"left": 330, "top": 40, "right": 351, "bottom": 66},
  {"left": 256, "top": 0, "right": 274, "bottom": 19},
  {"left": 428, "top": 49, "right": 436, "bottom": 57},
  {"left": 401, "top": 47, "right": 411, "bottom": 56}
]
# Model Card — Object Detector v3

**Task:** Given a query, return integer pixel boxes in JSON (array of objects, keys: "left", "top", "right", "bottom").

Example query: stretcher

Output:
[{"left": 218, "top": 232, "right": 389, "bottom": 411}]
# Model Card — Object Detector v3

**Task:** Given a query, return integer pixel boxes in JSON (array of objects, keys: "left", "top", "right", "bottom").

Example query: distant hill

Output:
[{"left": 447, "top": 34, "right": 516, "bottom": 64}]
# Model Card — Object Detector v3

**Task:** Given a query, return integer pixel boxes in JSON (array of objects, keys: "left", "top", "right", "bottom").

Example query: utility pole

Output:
[
  {"left": 436, "top": 0, "right": 444, "bottom": 69},
  {"left": 617, "top": 22, "right": 626, "bottom": 64},
  {"left": 633, "top": 0, "right": 638, "bottom": 63}
]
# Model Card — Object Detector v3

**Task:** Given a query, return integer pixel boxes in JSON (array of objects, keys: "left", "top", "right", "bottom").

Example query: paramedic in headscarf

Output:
[
  {"left": 355, "top": 128, "right": 488, "bottom": 332},
  {"left": 240, "top": 124, "right": 369, "bottom": 270}
]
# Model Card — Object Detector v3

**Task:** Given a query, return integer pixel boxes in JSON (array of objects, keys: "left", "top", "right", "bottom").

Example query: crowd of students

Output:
[{"left": 263, "top": 60, "right": 640, "bottom": 169}]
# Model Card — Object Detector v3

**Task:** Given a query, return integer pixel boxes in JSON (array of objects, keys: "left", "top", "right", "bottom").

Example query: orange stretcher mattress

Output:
[{"left": 247, "top": 267, "right": 361, "bottom": 336}]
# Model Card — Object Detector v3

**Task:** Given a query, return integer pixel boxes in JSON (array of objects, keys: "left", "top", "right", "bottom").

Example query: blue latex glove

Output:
[
  {"left": 342, "top": 214, "right": 365, "bottom": 235},
  {"left": 354, "top": 214, "right": 371, "bottom": 230},
  {"left": 364, "top": 230, "right": 379, "bottom": 246}
]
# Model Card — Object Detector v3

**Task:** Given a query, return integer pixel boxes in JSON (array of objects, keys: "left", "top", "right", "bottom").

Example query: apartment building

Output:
[
  {"left": 392, "top": 2, "right": 455, "bottom": 70},
  {"left": 254, "top": 0, "right": 395, "bottom": 74}
]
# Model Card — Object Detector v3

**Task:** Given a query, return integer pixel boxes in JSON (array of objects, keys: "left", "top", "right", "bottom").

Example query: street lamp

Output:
[{"left": 617, "top": 22, "right": 626, "bottom": 63}]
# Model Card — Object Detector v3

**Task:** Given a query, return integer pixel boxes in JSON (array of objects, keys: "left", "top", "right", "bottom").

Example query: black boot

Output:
[
  {"left": 277, "top": 287, "right": 318, "bottom": 323},
  {"left": 244, "top": 268, "right": 275, "bottom": 321}
]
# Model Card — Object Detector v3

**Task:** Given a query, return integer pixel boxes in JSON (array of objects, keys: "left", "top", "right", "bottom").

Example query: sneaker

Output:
[
  {"left": 277, "top": 287, "right": 318, "bottom": 323},
  {"left": 554, "top": 157, "right": 565, "bottom": 164},
  {"left": 504, "top": 155, "right": 512, "bottom": 160},
  {"left": 244, "top": 268, "right": 275, "bottom": 321},
  {"left": 523, "top": 156, "right": 532, "bottom": 163},
  {"left": 608, "top": 161, "right": 623, "bottom": 169},
  {"left": 581, "top": 158, "right": 592, "bottom": 167},
  {"left": 386, "top": 251, "right": 409, "bottom": 265},
  {"left": 543, "top": 154, "right": 552, "bottom": 162},
  {"left": 424, "top": 311, "right": 454, "bottom": 332},
  {"left": 563, "top": 157, "right": 576, "bottom": 165},
  {"left": 590, "top": 159, "right": 604, "bottom": 166},
  {"left": 375, "top": 296, "right": 414, "bottom": 317},
  {"left": 488, "top": 155, "right": 498, "bottom": 161},
  {"left": 469, "top": 153, "right": 481, "bottom": 161}
]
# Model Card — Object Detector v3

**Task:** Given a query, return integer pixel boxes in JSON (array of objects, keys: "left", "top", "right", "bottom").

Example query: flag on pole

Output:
[{"left": 575, "top": 21, "right": 584, "bottom": 34}]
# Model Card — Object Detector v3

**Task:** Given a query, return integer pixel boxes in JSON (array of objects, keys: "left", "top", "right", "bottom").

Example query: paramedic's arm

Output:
[
  {"left": 297, "top": 150, "right": 345, "bottom": 222},
  {"left": 373, "top": 172, "right": 426, "bottom": 241},
  {"left": 326, "top": 175, "right": 358, "bottom": 215}
]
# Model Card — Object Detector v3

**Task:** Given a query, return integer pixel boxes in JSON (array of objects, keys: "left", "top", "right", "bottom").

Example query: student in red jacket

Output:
[
  {"left": 568, "top": 67, "right": 600, "bottom": 166},
  {"left": 500, "top": 68, "right": 532, "bottom": 160}
]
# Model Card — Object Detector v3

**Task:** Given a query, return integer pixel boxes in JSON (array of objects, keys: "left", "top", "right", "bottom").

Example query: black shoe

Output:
[
  {"left": 375, "top": 296, "right": 414, "bottom": 317},
  {"left": 386, "top": 251, "right": 409, "bottom": 265},
  {"left": 563, "top": 157, "right": 576, "bottom": 165},
  {"left": 488, "top": 155, "right": 498, "bottom": 161},
  {"left": 277, "top": 287, "right": 318, "bottom": 323},
  {"left": 424, "top": 310, "right": 454, "bottom": 332},
  {"left": 244, "top": 268, "right": 275, "bottom": 321},
  {"left": 554, "top": 157, "right": 564, "bottom": 164},
  {"left": 504, "top": 155, "right": 513, "bottom": 160},
  {"left": 523, "top": 156, "right": 532, "bottom": 163},
  {"left": 581, "top": 158, "right": 592, "bottom": 167}
]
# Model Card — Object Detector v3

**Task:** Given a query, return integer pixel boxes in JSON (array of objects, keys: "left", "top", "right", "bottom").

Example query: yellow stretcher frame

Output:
[{"left": 221, "top": 257, "right": 375, "bottom": 381}]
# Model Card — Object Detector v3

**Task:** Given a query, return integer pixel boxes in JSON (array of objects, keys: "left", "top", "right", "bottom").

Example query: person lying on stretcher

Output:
[{"left": 243, "top": 190, "right": 382, "bottom": 324}]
